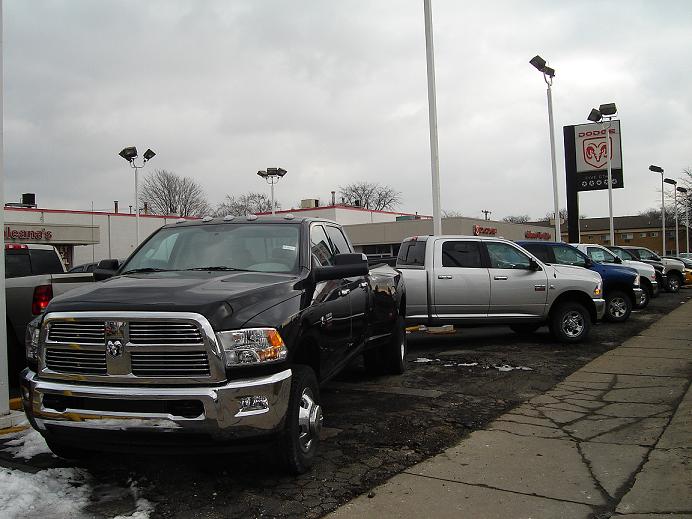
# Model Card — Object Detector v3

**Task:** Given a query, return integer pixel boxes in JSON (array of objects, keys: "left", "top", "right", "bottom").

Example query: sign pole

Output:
[
  {"left": 674, "top": 188, "right": 679, "bottom": 256},
  {"left": 661, "top": 173, "right": 666, "bottom": 255},
  {"left": 605, "top": 121, "right": 615, "bottom": 245},
  {"left": 546, "top": 82, "right": 561, "bottom": 242},
  {"left": 423, "top": 0, "right": 442, "bottom": 235},
  {"left": 0, "top": 0, "right": 10, "bottom": 422}
]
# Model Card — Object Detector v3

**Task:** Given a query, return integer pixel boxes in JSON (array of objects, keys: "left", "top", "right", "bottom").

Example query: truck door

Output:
[
  {"left": 432, "top": 239, "right": 490, "bottom": 318},
  {"left": 309, "top": 224, "right": 352, "bottom": 379},
  {"left": 484, "top": 241, "right": 548, "bottom": 317}
]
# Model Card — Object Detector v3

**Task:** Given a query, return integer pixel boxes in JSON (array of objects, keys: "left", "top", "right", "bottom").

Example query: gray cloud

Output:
[{"left": 5, "top": 0, "right": 692, "bottom": 220}]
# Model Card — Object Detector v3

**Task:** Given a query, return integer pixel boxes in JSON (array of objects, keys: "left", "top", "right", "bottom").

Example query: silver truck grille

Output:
[
  {"left": 48, "top": 322, "right": 105, "bottom": 345},
  {"left": 130, "top": 351, "right": 210, "bottom": 377},
  {"left": 40, "top": 313, "right": 224, "bottom": 384},
  {"left": 45, "top": 348, "right": 107, "bottom": 375},
  {"left": 129, "top": 322, "right": 203, "bottom": 345}
]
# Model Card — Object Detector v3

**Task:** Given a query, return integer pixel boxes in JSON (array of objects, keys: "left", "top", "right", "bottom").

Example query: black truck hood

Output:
[{"left": 45, "top": 271, "right": 303, "bottom": 330}]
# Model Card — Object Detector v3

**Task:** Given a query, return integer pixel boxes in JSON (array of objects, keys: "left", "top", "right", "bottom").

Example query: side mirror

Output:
[
  {"left": 614, "top": 256, "right": 622, "bottom": 264},
  {"left": 529, "top": 257, "right": 542, "bottom": 271},
  {"left": 94, "top": 259, "right": 120, "bottom": 281},
  {"left": 585, "top": 257, "right": 594, "bottom": 268},
  {"left": 313, "top": 253, "right": 369, "bottom": 282}
]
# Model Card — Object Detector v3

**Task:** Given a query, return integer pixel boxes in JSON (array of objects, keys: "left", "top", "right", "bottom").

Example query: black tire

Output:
[
  {"left": 6, "top": 328, "right": 24, "bottom": 388},
  {"left": 363, "top": 346, "right": 384, "bottom": 375},
  {"left": 605, "top": 290, "right": 632, "bottom": 322},
  {"left": 667, "top": 272, "right": 682, "bottom": 293},
  {"left": 549, "top": 301, "right": 591, "bottom": 343},
  {"left": 382, "top": 315, "right": 407, "bottom": 375},
  {"left": 635, "top": 282, "right": 650, "bottom": 309},
  {"left": 46, "top": 439, "right": 93, "bottom": 460},
  {"left": 510, "top": 323, "right": 542, "bottom": 335},
  {"left": 280, "top": 365, "right": 321, "bottom": 475}
]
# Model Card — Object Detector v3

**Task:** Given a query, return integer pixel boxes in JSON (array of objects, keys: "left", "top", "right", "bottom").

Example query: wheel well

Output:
[
  {"left": 550, "top": 291, "right": 598, "bottom": 322},
  {"left": 640, "top": 277, "right": 652, "bottom": 294},
  {"left": 291, "top": 335, "right": 320, "bottom": 379},
  {"left": 607, "top": 283, "right": 636, "bottom": 302}
]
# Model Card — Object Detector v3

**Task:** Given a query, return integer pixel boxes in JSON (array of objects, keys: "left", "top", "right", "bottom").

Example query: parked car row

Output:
[{"left": 396, "top": 235, "right": 685, "bottom": 344}]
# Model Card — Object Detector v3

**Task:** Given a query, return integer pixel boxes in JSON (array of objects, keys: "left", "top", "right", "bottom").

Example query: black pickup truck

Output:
[{"left": 20, "top": 216, "right": 406, "bottom": 473}]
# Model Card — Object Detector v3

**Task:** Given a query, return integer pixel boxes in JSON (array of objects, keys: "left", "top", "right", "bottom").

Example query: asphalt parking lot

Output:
[{"left": 2, "top": 289, "right": 690, "bottom": 519}]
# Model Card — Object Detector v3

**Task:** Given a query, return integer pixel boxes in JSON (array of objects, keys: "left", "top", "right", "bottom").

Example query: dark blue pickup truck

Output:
[{"left": 517, "top": 241, "right": 644, "bottom": 323}]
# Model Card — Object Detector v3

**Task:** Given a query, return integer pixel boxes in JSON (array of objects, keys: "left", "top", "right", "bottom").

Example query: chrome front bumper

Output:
[
  {"left": 20, "top": 368, "right": 292, "bottom": 443},
  {"left": 593, "top": 298, "right": 606, "bottom": 320}
]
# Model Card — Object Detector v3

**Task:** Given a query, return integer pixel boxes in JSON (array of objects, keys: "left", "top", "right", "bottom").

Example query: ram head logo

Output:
[{"left": 583, "top": 137, "right": 611, "bottom": 169}]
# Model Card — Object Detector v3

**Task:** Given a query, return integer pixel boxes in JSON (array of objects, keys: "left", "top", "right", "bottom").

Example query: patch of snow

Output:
[
  {"left": 458, "top": 362, "right": 479, "bottom": 367},
  {"left": 0, "top": 467, "right": 91, "bottom": 519},
  {"left": 493, "top": 364, "right": 534, "bottom": 372},
  {"left": 442, "top": 364, "right": 455, "bottom": 367},
  {"left": 413, "top": 357, "right": 436, "bottom": 363},
  {"left": 4, "top": 428, "right": 53, "bottom": 460}
]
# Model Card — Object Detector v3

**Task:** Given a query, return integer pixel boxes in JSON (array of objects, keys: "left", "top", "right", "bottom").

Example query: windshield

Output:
[
  {"left": 121, "top": 223, "right": 301, "bottom": 274},
  {"left": 610, "top": 247, "right": 636, "bottom": 261},
  {"left": 586, "top": 246, "right": 618, "bottom": 264}
]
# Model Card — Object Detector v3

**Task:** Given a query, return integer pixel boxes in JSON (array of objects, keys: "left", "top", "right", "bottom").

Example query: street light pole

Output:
[
  {"left": 650, "top": 165, "right": 665, "bottom": 254},
  {"left": 530, "top": 55, "right": 560, "bottom": 242},
  {"left": 0, "top": 0, "right": 10, "bottom": 423},
  {"left": 257, "top": 168, "right": 287, "bottom": 214},
  {"left": 423, "top": 0, "right": 442, "bottom": 235},
  {"left": 119, "top": 147, "right": 156, "bottom": 246},
  {"left": 677, "top": 187, "right": 689, "bottom": 255},
  {"left": 664, "top": 177, "right": 677, "bottom": 256}
]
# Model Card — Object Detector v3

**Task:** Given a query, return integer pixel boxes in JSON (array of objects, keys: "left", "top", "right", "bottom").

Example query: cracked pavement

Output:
[{"left": 328, "top": 300, "right": 692, "bottom": 519}]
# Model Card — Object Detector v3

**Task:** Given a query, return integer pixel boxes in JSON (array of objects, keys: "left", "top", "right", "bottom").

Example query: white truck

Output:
[{"left": 396, "top": 235, "right": 605, "bottom": 343}]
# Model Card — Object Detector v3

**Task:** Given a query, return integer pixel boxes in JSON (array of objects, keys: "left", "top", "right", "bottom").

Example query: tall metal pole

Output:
[
  {"left": 686, "top": 198, "right": 690, "bottom": 254},
  {"left": 0, "top": 0, "right": 10, "bottom": 421},
  {"left": 423, "top": 0, "right": 442, "bottom": 235},
  {"left": 674, "top": 187, "right": 679, "bottom": 256},
  {"left": 546, "top": 82, "right": 561, "bottom": 242},
  {"left": 270, "top": 180, "right": 275, "bottom": 215},
  {"left": 661, "top": 174, "right": 666, "bottom": 255},
  {"left": 605, "top": 121, "right": 615, "bottom": 245},
  {"left": 134, "top": 166, "right": 140, "bottom": 245}
]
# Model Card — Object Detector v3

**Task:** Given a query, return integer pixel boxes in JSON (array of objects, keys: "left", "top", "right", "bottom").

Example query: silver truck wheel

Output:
[
  {"left": 280, "top": 365, "right": 320, "bottom": 474},
  {"left": 667, "top": 272, "right": 681, "bottom": 293},
  {"left": 605, "top": 290, "right": 632, "bottom": 322},
  {"left": 550, "top": 301, "right": 591, "bottom": 343}
]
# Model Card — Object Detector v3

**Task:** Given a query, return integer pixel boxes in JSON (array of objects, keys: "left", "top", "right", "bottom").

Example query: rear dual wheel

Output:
[{"left": 363, "top": 315, "right": 407, "bottom": 375}]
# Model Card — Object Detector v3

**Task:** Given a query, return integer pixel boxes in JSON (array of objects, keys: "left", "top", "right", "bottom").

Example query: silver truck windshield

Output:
[{"left": 122, "top": 224, "right": 301, "bottom": 274}]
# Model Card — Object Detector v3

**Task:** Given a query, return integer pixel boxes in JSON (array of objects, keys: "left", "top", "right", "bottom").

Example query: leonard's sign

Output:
[{"left": 573, "top": 120, "right": 623, "bottom": 192}]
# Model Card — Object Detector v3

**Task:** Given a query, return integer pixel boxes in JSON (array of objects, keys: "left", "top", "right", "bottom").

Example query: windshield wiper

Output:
[
  {"left": 121, "top": 267, "right": 170, "bottom": 275},
  {"left": 185, "top": 266, "right": 250, "bottom": 272}
]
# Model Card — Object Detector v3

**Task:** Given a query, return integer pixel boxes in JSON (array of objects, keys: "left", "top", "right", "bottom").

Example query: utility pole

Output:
[{"left": 481, "top": 210, "right": 492, "bottom": 221}]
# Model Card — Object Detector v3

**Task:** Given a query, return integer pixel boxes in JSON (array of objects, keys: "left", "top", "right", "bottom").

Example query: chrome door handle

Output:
[
  {"left": 494, "top": 276, "right": 508, "bottom": 280},
  {"left": 339, "top": 288, "right": 351, "bottom": 296},
  {"left": 437, "top": 275, "right": 453, "bottom": 279},
  {"left": 359, "top": 281, "right": 368, "bottom": 288}
]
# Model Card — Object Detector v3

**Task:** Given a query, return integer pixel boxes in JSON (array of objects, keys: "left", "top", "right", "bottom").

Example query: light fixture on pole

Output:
[
  {"left": 649, "top": 165, "right": 665, "bottom": 254},
  {"left": 119, "top": 146, "right": 156, "bottom": 245},
  {"left": 587, "top": 103, "right": 618, "bottom": 245},
  {"left": 664, "top": 178, "right": 678, "bottom": 255},
  {"left": 257, "top": 167, "right": 287, "bottom": 215},
  {"left": 677, "top": 186, "right": 689, "bottom": 255},
  {"left": 530, "top": 55, "right": 560, "bottom": 242}
]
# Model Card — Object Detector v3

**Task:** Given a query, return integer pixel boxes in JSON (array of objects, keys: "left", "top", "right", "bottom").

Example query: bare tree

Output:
[
  {"left": 502, "top": 214, "right": 530, "bottom": 224},
  {"left": 338, "top": 182, "right": 402, "bottom": 211},
  {"left": 442, "top": 209, "right": 464, "bottom": 218},
  {"left": 139, "top": 169, "right": 210, "bottom": 217},
  {"left": 214, "top": 192, "right": 278, "bottom": 216}
]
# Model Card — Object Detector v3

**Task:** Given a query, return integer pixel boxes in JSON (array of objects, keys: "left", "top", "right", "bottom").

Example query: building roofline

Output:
[
  {"left": 256, "top": 204, "right": 430, "bottom": 218},
  {"left": 4, "top": 206, "right": 199, "bottom": 220}
]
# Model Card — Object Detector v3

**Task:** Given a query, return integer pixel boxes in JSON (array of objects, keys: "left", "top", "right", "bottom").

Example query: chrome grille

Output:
[
  {"left": 130, "top": 351, "right": 210, "bottom": 377},
  {"left": 45, "top": 348, "right": 107, "bottom": 375},
  {"left": 48, "top": 322, "right": 105, "bottom": 345},
  {"left": 129, "top": 322, "right": 203, "bottom": 345}
]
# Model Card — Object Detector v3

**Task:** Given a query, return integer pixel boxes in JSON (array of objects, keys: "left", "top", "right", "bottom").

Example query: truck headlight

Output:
[
  {"left": 593, "top": 282, "right": 602, "bottom": 297},
  {"left": 25, "top": 318, "right": 41, "bottom": 362},
  {"left": 216, "top": 328, "right": 287, "bottom": 367},
  {"left": 633, "top": 274, "right": 640, "bottom": 287}
]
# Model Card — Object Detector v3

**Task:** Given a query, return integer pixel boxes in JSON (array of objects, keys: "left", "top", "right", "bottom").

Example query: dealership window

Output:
[
  {"left": 621, "top": 233, "right": 634, "bottom": 240},
  {"left": 640, "top": 232, "right": 647, "bottom": 238},
  {"left": 650, "top": 232, "right": 659, "bottom": 237}
]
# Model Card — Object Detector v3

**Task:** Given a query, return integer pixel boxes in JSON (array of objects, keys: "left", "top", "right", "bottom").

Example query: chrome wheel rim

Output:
[
  {"left": 400, "top": 334, "right": 406, "bottom": 361},
  {"left": 669, "top": 278, "right": 679, "bottom": 291},
  {"left": 609, "top": 297, "right": 627, "bottom": 318},
  {"left": 297, "top": 388, "right": 322, "bottom": 453},
  {"left": 561, "top": 310, "right": 585, "bottom": 338}
]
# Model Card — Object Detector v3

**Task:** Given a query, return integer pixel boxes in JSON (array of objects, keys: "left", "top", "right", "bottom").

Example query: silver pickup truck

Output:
[
  {"left": 396, "top": 235, "right": 605, "bottom": 343},
  {"left": 5, "top": 244, "right": 93, "bottom": 381}
]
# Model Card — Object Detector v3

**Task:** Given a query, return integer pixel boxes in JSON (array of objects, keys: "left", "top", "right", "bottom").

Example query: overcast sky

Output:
[{"left": 5, "top": 1, "right": 691, "bottom": 220}]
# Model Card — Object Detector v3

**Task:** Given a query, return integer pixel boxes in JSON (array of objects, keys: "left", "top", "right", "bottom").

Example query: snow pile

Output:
[
  {"left": 0, "top": 467, "right": 91, "bottom": 519},
  {"left": 493, "top": 364, "right": 533, "bottom": 372},
  {"left": 457, "top": 362, "right": 479, "bottom": 367},
  {"left": 413, "top": 357, "right": 436, "bottom": 363},
  {"left": 4, "top": 428, "right": 52, "bottom": 459},
  {"left": 114, "top": 478, "right": 155, "bottom": 519}
]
